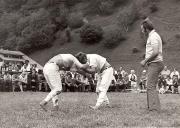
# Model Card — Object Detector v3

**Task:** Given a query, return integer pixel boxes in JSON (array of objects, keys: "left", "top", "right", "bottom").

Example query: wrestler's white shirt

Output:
[{"left": 87, "top": 54, "right": 106, "bottom": 73}]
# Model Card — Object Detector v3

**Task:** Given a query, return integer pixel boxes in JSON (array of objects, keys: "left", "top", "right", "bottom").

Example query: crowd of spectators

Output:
[{"left": 0, "top": 62, "right": 180, "bottom": 94}]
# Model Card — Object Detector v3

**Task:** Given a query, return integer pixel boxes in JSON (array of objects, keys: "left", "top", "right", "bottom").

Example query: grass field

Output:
[{"left": 0, "top": 92, "right": 180, "bottom": 128}]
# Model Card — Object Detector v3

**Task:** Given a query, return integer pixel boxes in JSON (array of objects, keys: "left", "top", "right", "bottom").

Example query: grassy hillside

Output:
[{"left": 28, "top": 0, "right": 180, "bottom": 74}]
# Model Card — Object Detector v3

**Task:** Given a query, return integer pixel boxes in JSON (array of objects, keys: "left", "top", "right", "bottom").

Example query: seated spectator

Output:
[
  {"left": 172, "top": 76, "right": 179, "bottom": 94},
  {"left": 161, "top": 66, "right": 170, "bottom": 80},
  {"left": 109, "top": 76, "right": 116, "bottom": 92},
  {"left": 18, "top": 72, "right": 28, "bottom": 91},
  {"left": 116, "top": 76, "right": 124, "bottom": 92},
  {"left": 0, "top": 72, "right": 4, "bottom": 91},
  {"left": 12, "top": 73, "right": 23, "bottom": 92},
  {"left": 123, "top": 72, "right": 130, "bottom": 90},
  {"left": 30, "top": 69, "right": 38, "bottom": 91},
  {"left": 170, "top": 68, "right": 179, "bottom": 80},
  {"left": 178, "top": 79, "right": 180, "bottom": 94},
  {"left": 118, "top": 67, "right": 125, "bottom": 78},
  {"left": 165, "top": 76, "right": 173, "bottom": 93},
  {"left": 65, "top": 72, "right": 75, "bottom": 92},
  {"left": 37, "top": 70, "right": 48, "bottom": 92},
  {"left": 114, "top": 69, "right": 118, "bottom": 81},
  {"left": 11, "top": 64, "right": 19, "bottom": 72},
  {"left": 139, "top": 70, "right": 147, "bottom": 90},
  {"left": 128, "top": 70, "right": 138, "bottom": 92},
  {"left": 74, "top": 73, "right": 84, "bottom": 92},
  {"left": 32, "top": 64, "right": 39, "bottom": 72},
  {"left": 81, "top": 75, "right": 90, "bottom": 92},
  {"left": 94, "top": 73, "right": 99, "bottom": 86},
  {"left": 157, "top": 75, "right": 166, "bottom": 91},
  {"left": 88, "top": 77, "right": 95, "bottom": 92},
  {"left": 3, "top": 72, "right": 12, "bottom": 92}
]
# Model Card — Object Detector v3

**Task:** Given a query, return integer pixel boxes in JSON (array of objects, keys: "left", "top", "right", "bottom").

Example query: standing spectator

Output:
[
  {"left": 140, "top": 18, "right": 164, "bottom": 112},
  {"left": 128, "top": 70, "right": 138, "bottom": 92},
  {"left": 19, "top": 60, "right": 31, "bottom": 90}
]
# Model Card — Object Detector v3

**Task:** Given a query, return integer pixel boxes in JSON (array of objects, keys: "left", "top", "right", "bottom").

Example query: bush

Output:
[
  {"left": 103, "top": 29, "right": 126, "bottom": 49},
  {"left": 132, "top": 47, "right": 140, "bottom": 53},
  {"left": 113, "top": 0, "right": 129, "bottom": 7},
  {"left": 0, "top": 12, "right": 21, "bottom": 44},
  {"left": 53, "top": 5, "right": 69, "bottom": 31},
  {"left": 0, "top": 0, "right": 27, "bottom": 11},
  {"left": 99, "top": 0, "right": 114, "bottom": 15},
  {"left": 149, "top": 3, "right": 158, "bottom": 13},
  {"left": 117, "top": 3, "right": 139, "bottom": 32},
  {"left": 68, "top": 12, "right": 84, "bottom": 29},
  {"left": 2, "top": 8, "right": 55, "bottom": 53},
  {"left": 80, "top": 24, "right": 103, "bottom": 44},
  {"left": 85, "top": 0, "right": 114, "bottom": 16},
  {"left": 64, "top": 0, "right": 83, "bottom": 7},
  {"left": 175, "top": 33, "right": 180, "bottom": 39},
  {"left": 4, "top": 35, "right": 19, "bottom": 50}
]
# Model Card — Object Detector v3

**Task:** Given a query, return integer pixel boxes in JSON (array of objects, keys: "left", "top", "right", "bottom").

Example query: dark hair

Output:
[
  {"left": 75, "top": 52, "right": 87, "bottom": 64},
  {"left": 25, "top": 60, "right": 29, "bottom": 63},
  {"left": 141, "top": 20, "right": 154, "bottom": 31},
  {"left": 141, "top": 17, "right": 154, "bottom": 31}
]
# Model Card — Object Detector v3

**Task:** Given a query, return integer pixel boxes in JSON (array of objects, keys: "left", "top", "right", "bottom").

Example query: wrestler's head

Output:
[{"left": 75, "top": 52, "right": 87, "bottom": 64}]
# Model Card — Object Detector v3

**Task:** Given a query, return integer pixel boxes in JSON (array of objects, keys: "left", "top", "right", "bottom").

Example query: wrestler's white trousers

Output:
[
  {"left": 43, "top": 63, "right": 62, "bottom": 107},
  {"left": 95, "top": 67, "right": 114, "bottom": 107}
]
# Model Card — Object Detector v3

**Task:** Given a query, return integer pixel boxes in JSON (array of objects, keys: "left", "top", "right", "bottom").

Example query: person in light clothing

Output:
[
  {"left": 128, "top": 70, "right": 138, "bottom": 92},
  {"left": 140, "top": 18, "right": 164, "bottom": 112},
  {"left": 170, "top": 68, "right": 179, "bottom": 80},
  {"left": 75, "top": 52, "right": 114, "bottom": 110},
  {"left": 40, "top": 54, "right": 88, "bottom": 111}
]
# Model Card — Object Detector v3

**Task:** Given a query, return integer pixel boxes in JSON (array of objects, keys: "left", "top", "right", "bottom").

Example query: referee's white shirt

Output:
[{"left": 145, "top": 30, "right": 163, "bottom": 63}]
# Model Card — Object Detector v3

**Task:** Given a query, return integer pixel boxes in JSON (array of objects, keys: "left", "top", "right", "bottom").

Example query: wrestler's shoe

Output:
[
  {"left": 52, "top": 105, "right": 59, "bottom": 111},
  {"left": 89, "top": 105, "right": 99, "bottom": 110},
  {"left": 105, "top": 104, "right": 111, "bottom": 108},
  {"left": 40, "top": 100, "right": 48, "bottom": 112}
]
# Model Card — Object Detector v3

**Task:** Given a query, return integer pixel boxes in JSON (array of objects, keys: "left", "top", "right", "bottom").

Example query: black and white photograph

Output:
[{"left": 0, "top": 0, "right": 180, "bottom": 127}]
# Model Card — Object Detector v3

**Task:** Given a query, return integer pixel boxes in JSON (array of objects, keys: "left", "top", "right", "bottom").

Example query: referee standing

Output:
[{"left": 140, "top": 18, "right": 164, "bottom": 112}]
